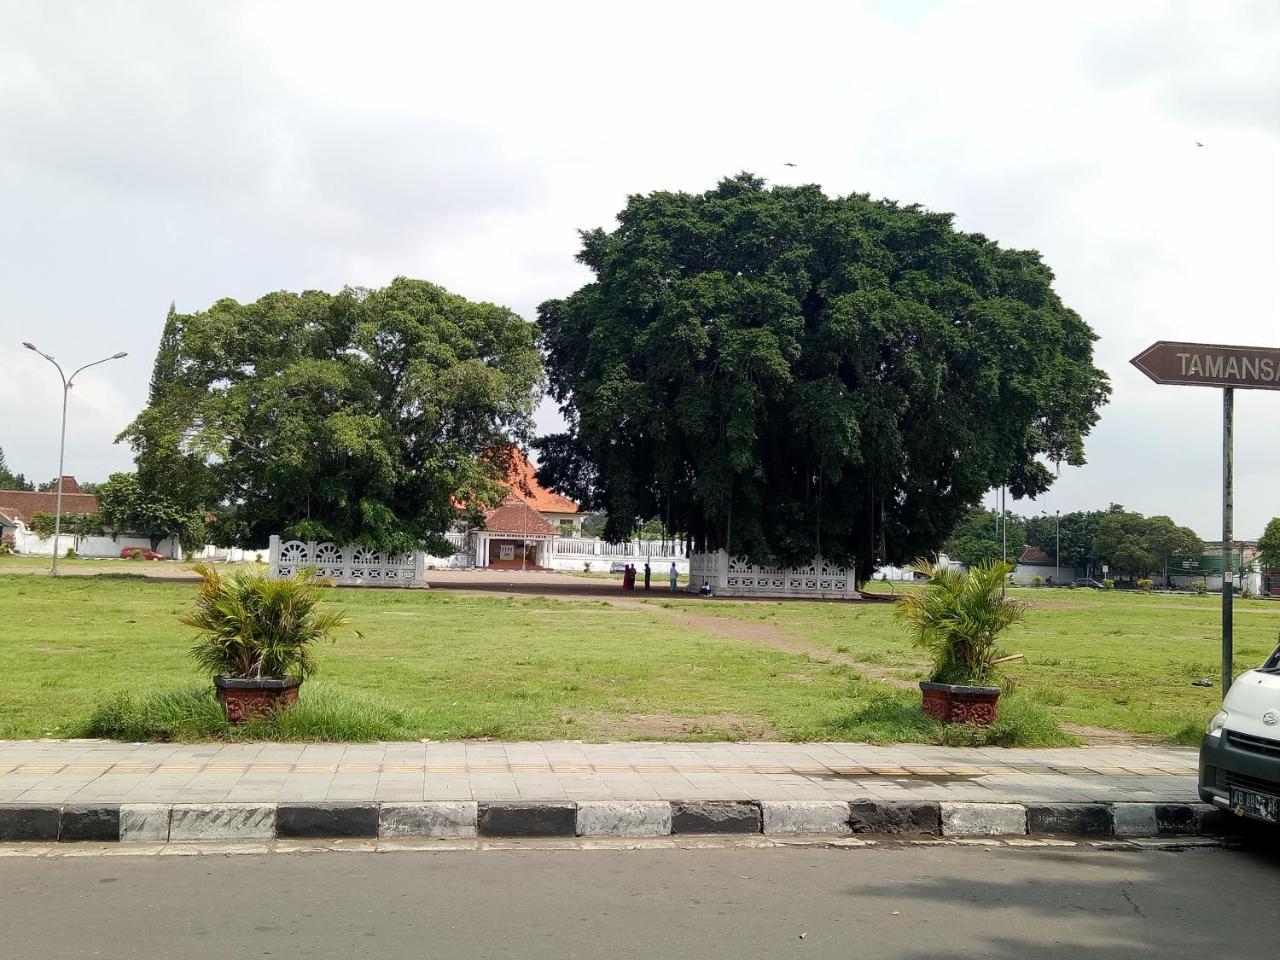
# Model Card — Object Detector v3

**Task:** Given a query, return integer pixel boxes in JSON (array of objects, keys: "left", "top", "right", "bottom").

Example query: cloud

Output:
[{"left": 0, "top": 0, "right": 1276, "bottom": 537}]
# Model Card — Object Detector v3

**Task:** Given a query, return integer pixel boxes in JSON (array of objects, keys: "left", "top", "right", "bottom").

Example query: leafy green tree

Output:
[
  {"left": 0, "top": 446, "right": 33, "bottom": 490},
  {"left": 1258, "top": 517, "right": 1280, "bottom": 570},
  {"left": 537, "top": 175, "right": 1110, "bottom": 581},
  {"left": 942, "top": 506, "right": 1025, "bottom": 566},
  {"left": 120, "top": 278, "right": 544, "bottom": 552},
  {"left": 1024, "top": 509, "right": 1104, "bottom": 572},
  {"left": 96, "top": 471, "right": 206, "bottom": 554},
  {"left": 1093, "top": 505, "right": 1201, "bottom": 580}
]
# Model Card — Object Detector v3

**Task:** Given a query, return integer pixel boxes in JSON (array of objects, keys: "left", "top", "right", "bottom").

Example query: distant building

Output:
[
  {"left": 1176, "top": 541, "right": 1264, "bottom": 595},
  {"left": 0, "top": 476, "right": 103, "bottom": 553},
  {"left": 0, "top": 476, "right": 99, "bottom": 526},
  {"left": 1012, "top": 546, "right": 1075, "bottom": 585},
  {"left": 0, "top": 475, "right": 185, "bottom": 558},
  {"left": 462, "top": 448, "right": 581, "bottom": 570}
]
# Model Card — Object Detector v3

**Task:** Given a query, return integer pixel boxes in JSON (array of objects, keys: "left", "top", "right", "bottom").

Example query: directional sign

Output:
[{"left": 1130, "top": 341, "right": 1280, "bottom": 390}]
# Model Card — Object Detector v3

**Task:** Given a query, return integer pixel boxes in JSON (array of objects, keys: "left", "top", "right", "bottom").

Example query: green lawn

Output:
[
  {"left": 644, "top": 587, "right": 1280, "bottom": 743},
  {"left": 0, "top": 574, "right": 874, "bottom": 742},
  {"left": 0, "top": 555, "right": 208, "bottom": 576},
  {"left": 7, "top": 573, "right": 1270, "bottom": 744}
]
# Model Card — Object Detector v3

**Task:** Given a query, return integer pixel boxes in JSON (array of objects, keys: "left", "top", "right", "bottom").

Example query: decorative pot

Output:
[
  {"left": 919, "top": 681, "right": 1001, "bottom": 727},
  {"left": 214, "top": 676, "right": 301, "bottom": 723}
]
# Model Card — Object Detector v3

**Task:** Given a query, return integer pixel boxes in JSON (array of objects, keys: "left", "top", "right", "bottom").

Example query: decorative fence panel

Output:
[
  {"left": 268, "top": 536, "right": 427, "bottom": 587},
  {"left": 688, "top": 550, "right": 860, "bottom": 599},
  {"left": 552, "top": 537, "right": 688, "bottom": 559}
]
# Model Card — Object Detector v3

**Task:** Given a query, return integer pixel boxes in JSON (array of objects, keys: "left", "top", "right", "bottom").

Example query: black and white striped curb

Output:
[{"left": 0, "top": 799, "right": 1232, "bottom": 844}]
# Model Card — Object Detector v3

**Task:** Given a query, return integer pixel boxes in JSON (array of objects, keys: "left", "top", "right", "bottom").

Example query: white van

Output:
[{"left": 1198, "top": 642, "right": 1280, "bottom": 824}]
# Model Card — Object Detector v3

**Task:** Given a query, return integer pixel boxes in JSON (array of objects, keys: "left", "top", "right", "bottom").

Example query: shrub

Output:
[
  {"left": 184, "top": 563, "right": 350, "bottom": 681},
  {"left": 823, "top": 688, "right": 1074, "bottom": 748},
  {"left": 78, "top": 683, "right": 419, "bottom": 742},
  {"left": 1138, "top": 578, "right": 1154, "bottom": 592},
  {"left": 583, "top": 561, "right": 593, "bottom": 573},
  {"left": 1195, "top": 579, "right": 1208, "bottom": 595},
  {"left": 129, "top": 548, "right": 144, "bottom": 560},
  {"left": 0, "top": 533, "right": 12, "bottom": 555},
  {"left": 1103, "top": 578, "right": 1115, "bottom": 590},
  {"left": 64, "top": 547, "right": 77, "bottom": 558},
  {"left": 1032, "top": 576, "right": 1044, "bottom": 588},
  {"left": 897, "top": 559, "right": 1026, "bottom": 686}
]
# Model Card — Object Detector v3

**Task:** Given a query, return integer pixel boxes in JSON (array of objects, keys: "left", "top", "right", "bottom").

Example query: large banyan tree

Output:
[
  {"left": 536, "top": 175, "right": 1110, "bottom": 582},
  {"left": 120, "top": 278, "right": 543, "bottom": 553}
]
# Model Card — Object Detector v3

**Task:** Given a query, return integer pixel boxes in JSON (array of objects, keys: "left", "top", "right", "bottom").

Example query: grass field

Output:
[
  {"left": 647, "top": 585, "right": 1280, "bottom": 744},
  {"left": 0, "top": 574, "right": 884, "bottom": 743},
  {"left": 3, "top": 571, "right": 1274, "bottom": 745}
]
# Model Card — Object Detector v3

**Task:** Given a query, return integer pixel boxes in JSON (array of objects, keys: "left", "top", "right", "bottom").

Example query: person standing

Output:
[
  {"left": 669, "top": 562, "right": 679, "bottom": 592},
  {"left": 643, "top": 561, "right": 651, "bottom": 591}
]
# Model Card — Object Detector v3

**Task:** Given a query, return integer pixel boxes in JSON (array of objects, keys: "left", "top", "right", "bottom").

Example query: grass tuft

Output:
[
  {"left": 77, "top": 683, "right": 421, "bottom": 742},
  {"left": 822, "top": 688, "right": 1076, "bottom": 748}
]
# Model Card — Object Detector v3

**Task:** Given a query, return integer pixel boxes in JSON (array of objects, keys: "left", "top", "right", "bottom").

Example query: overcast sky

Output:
[{"left": 1, "top": 0, "right": 1277, "bottom": 538}]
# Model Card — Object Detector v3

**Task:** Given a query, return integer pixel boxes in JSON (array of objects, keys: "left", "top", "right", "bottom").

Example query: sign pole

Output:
[
  {"left": 1222, "top": 387, "right": 1234, "bottom": 695},
  {"left": 1129, "top": 340, "right": 1280, "bottom": 696}
]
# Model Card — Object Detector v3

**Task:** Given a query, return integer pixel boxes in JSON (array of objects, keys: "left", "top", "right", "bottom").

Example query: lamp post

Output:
[{"left": 22, "top": 343, "right": 128, "bottom": 575}]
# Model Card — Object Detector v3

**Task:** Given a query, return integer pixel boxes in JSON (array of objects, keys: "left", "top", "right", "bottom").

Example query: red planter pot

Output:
[
  {"left": 214, "top": 676, "right": 301, "bottom": 723},
  {"left": 919, "top": 681, "right": 1001, "bottom": 727}
]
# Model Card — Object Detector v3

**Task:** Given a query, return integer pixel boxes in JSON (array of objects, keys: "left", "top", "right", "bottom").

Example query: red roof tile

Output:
[
  {"left": 1018, "top": 546, "right": 1050, "bottom": 563},
  {"left": 0, "top": 489, "right": 100, "bottom": 522},
  {"left": 504, "top": 448, "right": 579, "bottom": 514},
  {"left": 482, "top": 493, "right": 557, "bottom": 537}
]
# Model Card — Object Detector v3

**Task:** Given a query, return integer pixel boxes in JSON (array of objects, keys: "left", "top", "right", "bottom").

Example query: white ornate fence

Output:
[
  {"left": 268, "top": 536, "right": 427, "bottom": 587},
  {"left": 687, "top": 550, "right": 860, "bottom": 599},
  {"left": 552, "top": 537, "right": 688, "bottom": 559}
]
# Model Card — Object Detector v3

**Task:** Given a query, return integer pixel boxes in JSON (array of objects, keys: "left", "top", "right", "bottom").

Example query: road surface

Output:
[{"left": 1, "top": 843, "right": 1277, "bottom": 959}]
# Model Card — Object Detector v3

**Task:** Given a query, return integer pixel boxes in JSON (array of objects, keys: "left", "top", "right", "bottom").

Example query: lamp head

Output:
[
  {"left": 23, "top": 342, "right": 37, "bottom": 351},
  {"left": 112, "top": 352, "right": 128, "bottom": 359}
]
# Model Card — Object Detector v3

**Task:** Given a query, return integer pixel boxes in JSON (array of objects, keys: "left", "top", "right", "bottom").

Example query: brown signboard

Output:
[{"left": 1130, "top": 341, "right": 1280, "bottom": 391}]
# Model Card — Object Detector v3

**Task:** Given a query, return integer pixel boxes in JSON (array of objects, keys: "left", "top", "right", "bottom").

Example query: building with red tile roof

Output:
[
  {"left": 0, "top": 479, "right": 99, "bottom": 524},
  {"left": 464, "top": 448, "right": 580, "bottom": 569}
]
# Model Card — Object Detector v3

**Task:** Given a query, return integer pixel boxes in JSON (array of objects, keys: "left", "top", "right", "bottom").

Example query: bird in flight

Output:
[
  {"left": 1195, "top": 141, "right": 1205, "bottom": 147},
  {"left": 783, "top": 162, "right": 797, "bottom": 167}
]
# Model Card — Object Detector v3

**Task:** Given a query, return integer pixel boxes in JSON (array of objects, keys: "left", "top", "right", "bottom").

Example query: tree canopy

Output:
[
  {"left": 537, "top": 175, "right": 1110, "bottom": 580},
  {"left": 96, "top": 471, "right": 206, "bottom": 553},
  {"left": 941, "top": 506, "right": 1024, "bottom": 567},
  {"left": 1024, "top": 509, "right": 1103, "bottom": 571},
  {"left": 1091, "top": 505, "right": 1202, "bottom": 579},
  {"left": 1260, "top": 516, "right": 1280, "bottom": 571},
  {"left": 120, "top": 278, "right": 543, "bottom": 552}
]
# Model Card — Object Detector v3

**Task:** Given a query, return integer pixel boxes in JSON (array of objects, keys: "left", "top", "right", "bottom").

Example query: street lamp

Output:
[{"left": 23, "top": 343, "right": 128, "bottom": 575}]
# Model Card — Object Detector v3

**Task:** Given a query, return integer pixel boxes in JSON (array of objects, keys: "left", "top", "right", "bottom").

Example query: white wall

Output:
[
  {"left": 192, "top": 544, "right": 269, "bottom": 563},
  {"left": 550, "top": 554, "right": 688, "bottom": 574},
  {"left": 14, "top": 525, "right": 183, "bottom": 558}
]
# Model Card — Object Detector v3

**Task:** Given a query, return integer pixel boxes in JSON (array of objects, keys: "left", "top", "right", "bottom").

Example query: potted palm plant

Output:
[
  {"left": 184, "top": 563, "right": 349, "bottom": 723},
  {"left": 897, "top": 558, "right": 1026, "bottom": 726}
]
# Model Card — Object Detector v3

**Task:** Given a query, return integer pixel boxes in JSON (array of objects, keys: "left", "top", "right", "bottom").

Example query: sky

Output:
[{"left": 0, "top": 0, "right": 1277, "bottom": 539}]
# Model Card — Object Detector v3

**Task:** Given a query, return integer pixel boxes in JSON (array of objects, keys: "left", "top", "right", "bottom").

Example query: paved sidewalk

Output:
[{"left": 0, "top": 740, "right": 1199, "bottom": 805}]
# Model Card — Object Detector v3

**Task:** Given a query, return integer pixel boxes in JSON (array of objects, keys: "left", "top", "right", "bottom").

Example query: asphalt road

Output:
[{"left": 1, "top": 845, "right": 1277, "bottom": 959}]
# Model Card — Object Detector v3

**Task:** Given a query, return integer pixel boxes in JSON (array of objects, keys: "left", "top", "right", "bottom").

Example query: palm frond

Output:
[
  {"left": 184, "top": 564, "right": 350, "bottom": 681},
  {"left": 896, "top": 557, "right": 1025, "bottom": 685}
]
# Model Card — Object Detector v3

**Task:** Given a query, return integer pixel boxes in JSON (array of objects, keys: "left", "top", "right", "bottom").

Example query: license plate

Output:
[{"left": 1230, "top": 787, "right": 1280, "bottom": 823}]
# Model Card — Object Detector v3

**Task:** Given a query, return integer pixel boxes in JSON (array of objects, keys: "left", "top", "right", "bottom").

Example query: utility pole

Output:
[
  {"left": 22, "top": 343, "right": 128, "bottom": 575},
  {"left": 1054, "top": 509, "right": 1060, "bottom": 585},
  {"left": 1222, "top": 387, "right": 1233, "bottom": 693}
]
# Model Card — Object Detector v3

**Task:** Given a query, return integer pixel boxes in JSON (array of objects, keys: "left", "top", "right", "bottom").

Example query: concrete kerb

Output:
[{"left": 0, "top": 800, "right": 1225, "bottom": 843}]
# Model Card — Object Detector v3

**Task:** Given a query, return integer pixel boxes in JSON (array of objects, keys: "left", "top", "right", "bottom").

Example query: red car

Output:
[{"left": 119, "top": 548, "right": 165, "bottom": 561}]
